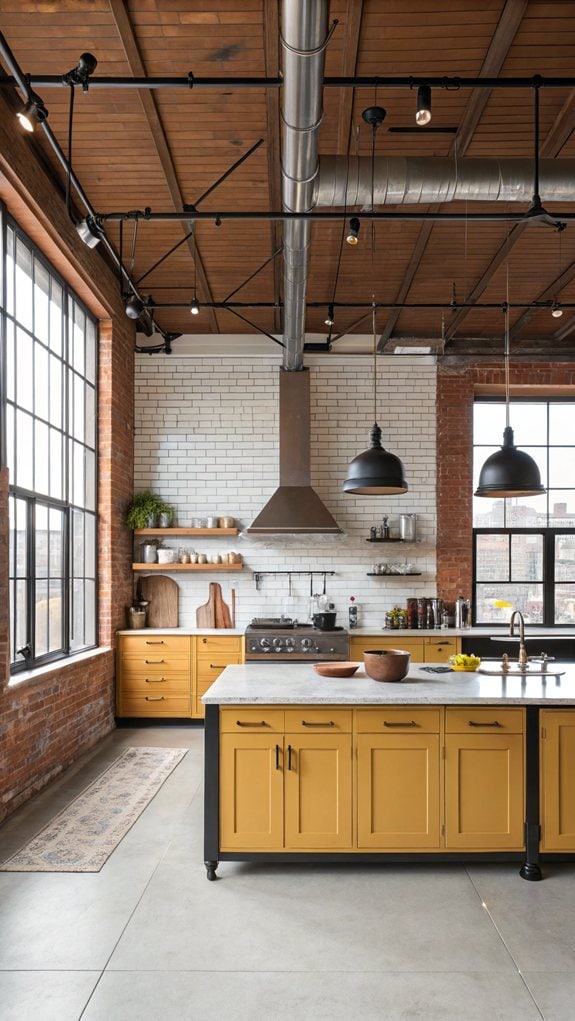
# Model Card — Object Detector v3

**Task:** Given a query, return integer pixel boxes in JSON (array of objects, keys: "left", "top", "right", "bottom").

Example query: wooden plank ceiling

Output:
[{"left": 2, "top": 0, "right": 575, "bottom": 355}]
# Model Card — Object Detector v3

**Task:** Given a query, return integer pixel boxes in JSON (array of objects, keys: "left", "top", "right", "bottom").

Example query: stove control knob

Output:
[
  {"left": 260, "top": 638, "right": 271, "bottom": 650},
  {"left": 301, "top": 638, "right": 313, "bottom": 650},
  {"left": 285, "top": 638, "right": 295, "bottom": 652},
  {"left": 273, "top": 637, "right": 284, "bottom": 649},
  {"left": 249, "top": 643, "right": 259, "bottom": 652},
  {"left": 329, "top": 647, "right": 335, "bottom": 653}
]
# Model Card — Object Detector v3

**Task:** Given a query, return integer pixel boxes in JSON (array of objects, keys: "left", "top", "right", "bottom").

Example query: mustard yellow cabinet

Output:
[
  {"left": 194, "top": 634, "right": 243, "bottom": 719},
  {"left": 284, "top": 709, "right": 352, "bottom": 849},
  {"left": 219, "top": 710, "right": 284, "bottom": 850},
  {"left": 540, "top": 710, "right": 575, "bottom": 852},
  {"left": 444, "top": 708, "right": 525, "bottom": 850},
  {"left": 116, "top": 634, "right": 192, "bottom": 717},
  {"left": 357, "top": 708, "right": 441, "bottom": 848},
  {"left": 423, "top": 637, "right": 459, "bottom": 662}
]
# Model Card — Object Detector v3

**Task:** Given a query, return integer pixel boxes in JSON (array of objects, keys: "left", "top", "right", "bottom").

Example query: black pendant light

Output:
[
  {"left": 475, "top": 295, "right": 545, "bottom": 499},
  {"left": 343, "top": 107, "right": 408, "bottom": 497}
]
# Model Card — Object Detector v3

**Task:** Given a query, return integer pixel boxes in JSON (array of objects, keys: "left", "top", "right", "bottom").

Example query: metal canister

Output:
[{"left": 399, "top": 513, "right": 417, "bottom": 541}]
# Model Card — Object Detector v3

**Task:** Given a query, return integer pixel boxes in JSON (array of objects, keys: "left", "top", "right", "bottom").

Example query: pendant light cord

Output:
[
  {"left": 505, "top": 242, "right": 510, "bottom": 428},
  {"left": 371, "top": 121, "right": 378, "bottom": 426}
]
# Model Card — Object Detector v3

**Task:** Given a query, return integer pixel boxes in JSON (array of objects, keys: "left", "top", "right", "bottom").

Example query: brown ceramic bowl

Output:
[
  {"left": 314, "top": 661, "right": 360, "bottom": 678},
  {"left": 363, "top": 649, "right": 411, "bottom": 682}
]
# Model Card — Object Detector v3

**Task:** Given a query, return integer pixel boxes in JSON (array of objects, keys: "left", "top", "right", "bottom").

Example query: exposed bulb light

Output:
[
  {"left": 551, "top": 300, "right": 563, "bottom": 318},
  {"left": 325, "top": 303, "right": 335, "bottom": 326},
  {"left": 75, "top": 216, "right": 103, "bottom": 248},
  {"left": 346, "top": 217, "right": 360, "bottom": 246},
  {"left": 190, "top": 297, "right": 200, "bottom": 315},
  {"left": 416, "top": 84, "right": 432, "bottom": 126},
  {"left": 16, "top": 97, "right": 48, "bottom": 133},
  {"left": 125, "top": 294, "right": 145, "bottom": 320}
]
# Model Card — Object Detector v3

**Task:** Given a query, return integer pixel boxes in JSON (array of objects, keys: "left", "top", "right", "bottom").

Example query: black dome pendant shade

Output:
[
  {"left": 474, "top": 425, "right": 545, "bottom": 498},
  {"left": 343, "top": 424, "right": 408, "bottom": 495}
]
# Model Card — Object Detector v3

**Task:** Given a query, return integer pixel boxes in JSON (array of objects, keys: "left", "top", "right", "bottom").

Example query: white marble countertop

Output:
[
  {"left": 349, "top": 627, "right": 575, "bottom": 638},
  {"left": 202, "top": 662, "right": 575, "bottom": 706},
  {"left": 117, "top": 628, "right": 244, "bottom": 636}
]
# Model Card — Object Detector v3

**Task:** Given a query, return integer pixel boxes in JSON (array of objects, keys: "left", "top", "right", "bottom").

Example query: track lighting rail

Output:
[
  {"left": 4, "top": 73, "right": 575, "bottom": 91},
  {"left": 145, "top": 299, "right": 575, "bottom": 312},
  {"left": 96, "top": 209, "right": 573, "bottom": 225}
]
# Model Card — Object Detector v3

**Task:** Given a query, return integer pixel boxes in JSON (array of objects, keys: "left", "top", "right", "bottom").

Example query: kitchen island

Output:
[{"left": 202, "top": 663, "right": 575, "bottom": 881}]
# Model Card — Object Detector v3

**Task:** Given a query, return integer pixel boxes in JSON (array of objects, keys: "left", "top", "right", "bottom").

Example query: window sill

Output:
[{"left": 8, "top": 646, "right": 111, "bottom": 690}]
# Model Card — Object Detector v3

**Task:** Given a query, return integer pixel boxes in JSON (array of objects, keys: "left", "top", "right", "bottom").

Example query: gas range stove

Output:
[{"left": 245, "top": 619, "right": 349, "bottom": 661}]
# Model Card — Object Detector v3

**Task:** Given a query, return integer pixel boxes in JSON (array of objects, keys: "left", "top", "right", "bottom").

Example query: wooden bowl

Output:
[
  {"left": 314, "top": 662, "right": 360, "bottom": 678},
  {"left": 363, "top": 649, "right": 411, "bottom": 682}
]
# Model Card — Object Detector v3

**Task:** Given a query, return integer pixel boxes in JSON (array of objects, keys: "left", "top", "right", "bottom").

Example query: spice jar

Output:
[{"left": 197, "top": 553, "right": 208, "bottom": 564}]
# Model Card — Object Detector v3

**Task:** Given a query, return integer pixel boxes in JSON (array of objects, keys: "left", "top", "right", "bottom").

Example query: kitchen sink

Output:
[{"left": 477, "top": 666, "right": 565, "bottom": 677}]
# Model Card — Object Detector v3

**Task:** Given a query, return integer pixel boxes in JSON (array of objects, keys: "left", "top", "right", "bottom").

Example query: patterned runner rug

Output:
[{"left": 1, "top": 746, "right": 187, "bottom": 873}]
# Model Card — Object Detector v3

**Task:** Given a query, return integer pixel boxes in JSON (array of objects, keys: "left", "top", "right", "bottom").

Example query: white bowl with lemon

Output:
[{"left": 449, "top": 653, "right": 481, "bottom": 672}]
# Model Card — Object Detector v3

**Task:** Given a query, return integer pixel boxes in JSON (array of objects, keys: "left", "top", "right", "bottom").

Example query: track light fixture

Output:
[
  {"left": 416, "top": 84, "right": 432, "bottom": 125},
  {"left": 16, "top": 95, "right": 48, "bottom": 132},
  {"left": 551, "top": 299, "right": 563, "bottom": 318},
  {"left": 62, "top": 52, "right": 98, "bottom": 89},
  {"left": 190, "top": 297, "right": 200, "bottom": 315},
  {"left": 125, "top": 294, "right": 145, "bottom": 320},
  {"left": 346, "top": 217, "right": 360, "bottom": 246},
  {"left": 325, "top": 303, "right": 335, "bottom": 326},
  {"left": 75, "top": 216, "right": 104, "bottom": 248}
]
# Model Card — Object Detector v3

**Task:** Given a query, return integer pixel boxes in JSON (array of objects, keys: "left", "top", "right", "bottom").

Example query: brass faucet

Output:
[{"left": 509, "top": 610, "right": 529, "bottom": 670}]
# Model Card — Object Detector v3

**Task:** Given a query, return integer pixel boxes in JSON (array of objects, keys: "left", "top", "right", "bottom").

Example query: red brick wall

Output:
[
  {"left": 436, "top": 361, "right": 575, "bottom": 606},
  {"left": 0, "top": 98, "right": 134, "bottom": 821}
]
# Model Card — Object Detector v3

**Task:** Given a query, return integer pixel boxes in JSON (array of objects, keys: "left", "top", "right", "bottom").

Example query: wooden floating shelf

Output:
[
  {"left": 134, "top": 527, "right": 239, "bottom": 537},
  {"left": 132, "top": 563, "right": 243, "bottom": 572},
  {"left": 365, "top": 537, "right": 404, "bottom": 543},
  {"left": 366, "top": 572, "right": 422, "bottom": 577}
]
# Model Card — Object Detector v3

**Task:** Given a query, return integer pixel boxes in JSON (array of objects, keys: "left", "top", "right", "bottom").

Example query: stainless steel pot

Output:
[
  {"left": 140, "top": 542, "right": 158, "bottom": 563},
  {"left": 312, "top": 611, "right": 337, "bottom": 630}
]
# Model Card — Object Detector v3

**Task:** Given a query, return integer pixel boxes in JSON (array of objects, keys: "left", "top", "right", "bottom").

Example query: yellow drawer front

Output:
[
  {"left": 120, "top": 673, "right": 189, "bottom": 695},
  {"left": 356, "top": 708, "right": 441, "bottom": 733},
  {"left": 424, "top": 637, "right": 459, "bottom": 662},
  {"left": 284, "top": 709, "right": 353, "bottom": 733},
  {"left": 220, "top": 708, "right": 284, "bottom": 733},
  {"left": 120, "top": 635, "right": 191, "bottom": 656},
  {"left": 197, "top": 635, "right": 243, "bottom": 654},
  {"left": 118, "top": 694, "right": 191, "bottom": 717},
  {"left": 446, "top": 708, "right": 524, "bottom": 734},
  {"left": 121, "top": 657, "right": 190, "bottom": 677},
  {"left": 350, "top": 638, "right": 425, "bottom": 660}
]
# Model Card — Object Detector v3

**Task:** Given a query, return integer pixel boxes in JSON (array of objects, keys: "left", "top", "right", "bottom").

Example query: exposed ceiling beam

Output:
[
  {"left": 264, "top": 0, "right": 282, "bottom": 333},
  {"left": 509, "top": 254, "right": 575, "bottom": 338},
  {"left": 108, "top": 0, "right": 218, "bottom": 331},
  {"left": 379, "top": 0, "right": 527, "bottom": 350},
  {"left": 336, "top": 0, "right": 363, "bottom": 155}
]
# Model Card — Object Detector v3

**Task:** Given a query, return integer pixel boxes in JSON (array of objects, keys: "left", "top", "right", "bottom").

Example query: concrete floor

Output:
[{"left": 1, "top": 725, "right": 575, "bottom": 1020}]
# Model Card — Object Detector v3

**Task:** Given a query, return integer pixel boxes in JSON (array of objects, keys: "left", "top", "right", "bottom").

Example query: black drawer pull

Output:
[
  {"left": 287, "top": 744, "right": 292, "bottom": 770},
  {"left": 145, "top": 640, "right": 165, "bottom": 645},
  {"left": 145, "top": 696, "right": 165, "bottom": 702},
  {"left": 275, "top": 744, "right": 280, "bottom": 770},
  {"left": 301, "top": 720, "right": 334, "bottom": 727},
  {"left": 145, "top": 677, "right": 166, "bottom": 683},
  {"left": 383, "top": 720, "right": 418, "bottom": 728},
  {"left": 468, "top": 720, "right": 502, "bottom": 728},
  {"left": 210, "top": 664, "right": 228, "bottom": 669},
  {"left": 145, "top": 659, "right": 165, "bottom": 664},
  {"left": 236, "top": 720, "right": 269, "bottom": 727}
]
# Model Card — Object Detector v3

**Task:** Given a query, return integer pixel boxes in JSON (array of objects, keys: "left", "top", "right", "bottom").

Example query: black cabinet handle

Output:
[
  {"left": 145, "top": 696, "right": 165, "bottom": 702},
  {"left": 301, "top": 720, "right": 334, "bottom": 727},
  {"left": 145, "top": 640, "right": 165, "bottom": 645},
  {"left": 275, "top": 744, "right": 280, "bottom": 770},
  {"left": 236, "top": 720, "right": 269, "bottom": 727},
  {"left": 145, "top": 659, "right": 165, "bottom": 664},
  {"left": 145, "top": 677, "right": 166, "bottom": 683},
  {"left": 383, "top": 720, "right": 418, "bottom": 728},
  {"left": 287, "top": 744, "right": 292, "bottom": 770},
  {"left": 210, "top": 664, "right": 228, "bottom": 669},
  {"left": 468, "top": 720, "right": 502, "bottom": 728}
]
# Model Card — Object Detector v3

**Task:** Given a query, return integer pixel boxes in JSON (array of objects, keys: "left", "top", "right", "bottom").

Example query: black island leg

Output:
[
  {"left": 520, "top": 706, "right": 543, "bottom": 881},
  {"left": 204, "top": 704, "right": 220, "bottom": 881}
]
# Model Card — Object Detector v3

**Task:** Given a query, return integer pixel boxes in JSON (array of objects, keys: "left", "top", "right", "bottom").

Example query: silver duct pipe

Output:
[
  {"left": 315, "top": 156, "right": 575, "bottom": 207},
  {"left": 280, "top": 0, "right": 329, "bottom": 371}
]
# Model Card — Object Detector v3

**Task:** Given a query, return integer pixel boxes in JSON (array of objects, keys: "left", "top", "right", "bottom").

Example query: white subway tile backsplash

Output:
[{"left": 134, "top": 355, "right": 437, "bottom": 628}]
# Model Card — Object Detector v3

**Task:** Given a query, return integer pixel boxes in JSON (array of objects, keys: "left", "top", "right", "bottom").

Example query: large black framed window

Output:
[
  {"left": 473, "top": 398, "right": 575, "bottom": 626},
  {"left": 1, "top": 207, "right": 98, "bottom": 673}
]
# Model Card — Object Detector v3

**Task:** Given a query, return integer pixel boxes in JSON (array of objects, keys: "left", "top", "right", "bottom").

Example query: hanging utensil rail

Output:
[{"left": 253, "top": 570, "right": 336, "bottom": 591}]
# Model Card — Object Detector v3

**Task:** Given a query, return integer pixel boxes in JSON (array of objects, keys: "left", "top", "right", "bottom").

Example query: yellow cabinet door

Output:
[
  {"left": 350, "top": 637, "right": 425, "bottom": 660},
  {"left": 284, "top": 734, "right": 352, "bottom": 849},
  {"left": 220, "top": 734, "right": 283, "bottom": 850},
  {"left": 357, "top": 733, "right": 441, "bottom": 848},
  {"left": 423, "top": 637, "right": 459, "bottom": 662},
  {"left": 540, "top": 710, "right": 575, "bottom": 851},
  {"left": 445, "top": 734, "right": 524, "bottom": 849},
  {"left": 194, "top": 642, "right": 243, "bottom": 719}
]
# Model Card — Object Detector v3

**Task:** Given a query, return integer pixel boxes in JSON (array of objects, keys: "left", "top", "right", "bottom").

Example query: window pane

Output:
[
  {"left": 476, "top": 533, "right": 509, "bottom": 581},
  {"left": 6, "top": 320, "right": 14, "bottom": 402},
  {"left": 36, "top": 504, "right": 48, "bottom": 578},
  {"left": 34, "top": 260, "right": 50, "bottom": 345},
  {"left": 73, "top": 441, "right": 84, "bottom": 507},
  {"left": 85, "top": 319, "right": 96, "bottom": 385},
  {"left": 548, "top": 493, "right": 575, "bottom": 525},
  {"left": 34, "top": 420, "right": 49, "bottom": 496},
  {"left": 71, "top": 578, "right": 84, "bottom": 651},
  {"left": 73, "top": 373, "right": 84, "bottom": 441},
  {"left": 71, "top": 301, "right": 85, "bottom": 375},
  {"left": 555, "top": 585, "right": 575, "bottom": 625},
  {"left": 85, "top": 384, "right": 96, "bottom": 447},
  {"left": 34, "top": 342, "right": 49, "bottom": 421},
  {"left": 549, "top": 404, "right": 575, "bottom": 445},
  {"left": 14, "top": 580, "right": 27, "bottom": 662},
  {"left": 48, "top": 579, "right": 63, "bottom": 653},
  {"left": 15, "top": 236, "right": 33, "bottom": 331},
  {"left": 85, "top": 512, "right": 96, "bottom": 578},
  {"left": 555, "top": 535, "right": 575, "bottom": 581},
  {"left": 474, "top": 403, "right": 507, "bottom": 446},
  {"left": 49, "top": 281, "right": 63, "bottom": 355},
  {"left": 507, "top": 404, "right": 547, "bottom": 446},
  {"left": 85, "top": 579, "right": 96, "bottom": 646},
  {"left": 16, "top": 329, "right": 34, "bottom": 412},
  {"left": 473, "top": 494, "right": 505, "bottom": 528},
  {"left": 511, "top": 534, "right": 543, "bottom": 581},
  {"left": 505, "top": 493, "right": 547, "bottom": 527},
  {"left": 49, "top": 428, "right": 63, "bottom": 499},
  {"left": 6, "top": 403, "right": 14, "bottom": 476},
  {"left": 49, "top": 354, "right": 62, "bottom": 428},
  {"left": 475, "top": 583, "right": 543, "bottom": 624},
  {"left": 6, "top": 225, "right": 14, "bottom": 315},
  {"left": 35, "top": 579, "right": 49, "bottom": 657},
  {"left": 85, "top": 449, "right": 95, "bottom": 511},
  {"left": 15, "top": 498, "right": 27, "bottom": 575},
  {"left": 72, "top": 509, "right": 84, "bottom": 578},
  {"left": 49, "top": 507, "right": 64, "bottom": 577},
  {"left": 549, "top": 449, "right": 575, "bottom": 488},
  {"left": 15, "top": 409, "right": 33, "bottom": 490}
]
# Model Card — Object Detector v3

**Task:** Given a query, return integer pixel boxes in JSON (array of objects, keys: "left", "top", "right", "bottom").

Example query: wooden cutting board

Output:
[
  {"left": 137, "top": 576, "right": 179, "bottom": 628},
  {"left": 197, "top": 583, "right": 233, "bottom": 628}
]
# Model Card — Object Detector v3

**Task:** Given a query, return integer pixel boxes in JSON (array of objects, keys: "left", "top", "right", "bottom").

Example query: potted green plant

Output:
[
  {"left": 126, "top": 491, "right": 164, "bottom": 530},
  {"left": 157, "top": 501, "right": 175, "bottom": 528}
]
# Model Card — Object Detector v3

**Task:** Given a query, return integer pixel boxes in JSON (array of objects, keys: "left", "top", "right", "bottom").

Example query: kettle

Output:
[{"left": 454, "top": 596, "right": 471, "bottom": 628}]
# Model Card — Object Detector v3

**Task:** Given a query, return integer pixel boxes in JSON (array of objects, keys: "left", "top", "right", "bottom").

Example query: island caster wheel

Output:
[
  {"left": 205, "top": 860, "right": 218, "bottom": 881},
  {"left": 520, "top": 861, "right": 543, "bottom": 881}
]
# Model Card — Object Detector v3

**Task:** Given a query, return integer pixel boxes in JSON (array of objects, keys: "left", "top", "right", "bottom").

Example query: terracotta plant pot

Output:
[{"left": 363, "top": 649, "right": 411, "bottom": 682}]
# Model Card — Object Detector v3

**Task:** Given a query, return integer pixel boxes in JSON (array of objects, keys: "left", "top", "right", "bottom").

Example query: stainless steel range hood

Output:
[{"left": 246, "top": 370, "right": 341, "bottom": 534}]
